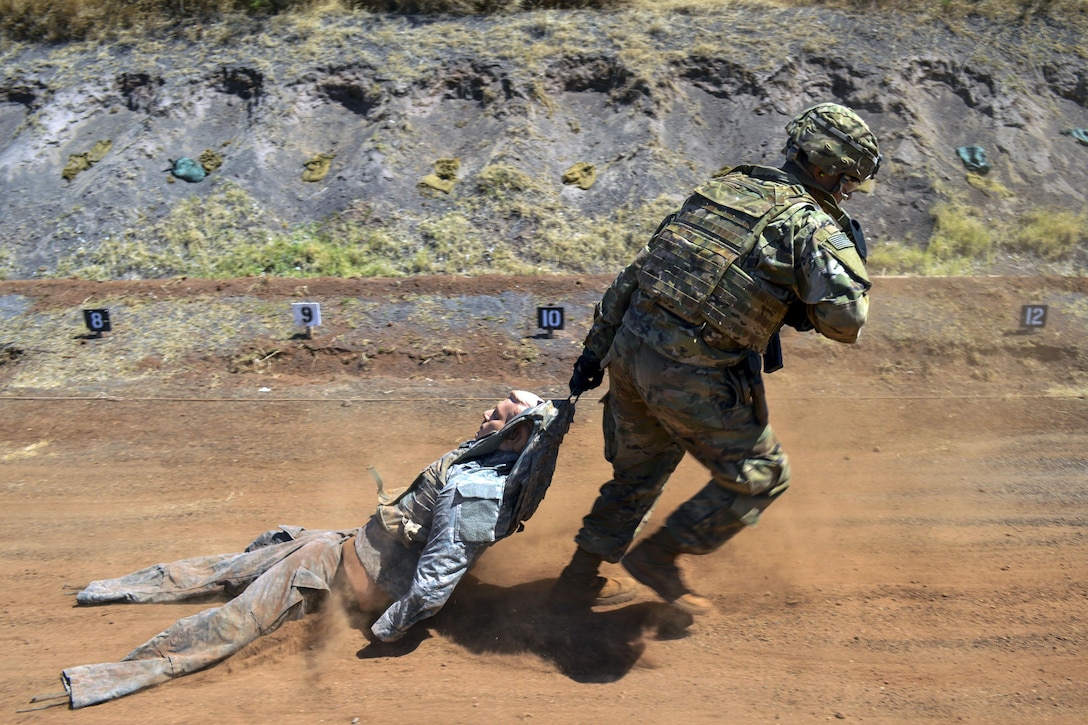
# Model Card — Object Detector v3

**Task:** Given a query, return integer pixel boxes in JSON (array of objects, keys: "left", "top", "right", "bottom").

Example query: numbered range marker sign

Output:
[
  {"left": 292, "top": 302, "right": 322, "bottom": 329},
  {"left": 1021, "top": 304, "right": 1048, "bottom": 329},
  {"left": 82, "top": 308, "right": 111, "bottom": 334},
  {"left": 537, "top": 306, "right": 565, "bottom": 338}
]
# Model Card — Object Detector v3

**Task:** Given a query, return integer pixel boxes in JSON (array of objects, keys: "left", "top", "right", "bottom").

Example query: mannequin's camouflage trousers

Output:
[
  {"left": 62, "top": 528, "right": 350, "bottom": 709},
  {"left": 575, "top": 326, "right": 791, "bottom": 562}
]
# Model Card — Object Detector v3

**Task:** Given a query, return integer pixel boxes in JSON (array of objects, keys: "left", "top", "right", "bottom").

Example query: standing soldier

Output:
[{"left": 549, "top": 103, "right": 882, "bottom": 613}]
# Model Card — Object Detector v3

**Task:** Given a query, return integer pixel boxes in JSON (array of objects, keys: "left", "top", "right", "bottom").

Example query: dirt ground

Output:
[{"left": 1, "top": 275, "right": 1086, "bottom": 723}]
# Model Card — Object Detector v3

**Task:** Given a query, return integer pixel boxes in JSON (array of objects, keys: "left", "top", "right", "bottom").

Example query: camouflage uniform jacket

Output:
[
  {"left": 367, "top": 448, "right": 520, "bottom": 641},
  {"left": 367, "top": 400, "right": 571, "bottom": 641},
  {"left": 583, "top": 164, "right": 871, "bottom": 368}
]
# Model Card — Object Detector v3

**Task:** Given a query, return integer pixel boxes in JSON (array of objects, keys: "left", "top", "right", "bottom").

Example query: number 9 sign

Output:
[{"left": 292, "top": 302, "right": 322, "bottom": 328}]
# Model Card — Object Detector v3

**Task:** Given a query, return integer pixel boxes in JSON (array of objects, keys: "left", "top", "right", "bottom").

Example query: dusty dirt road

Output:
[{"left": 1, "top": 275, "right": 1086, "bottom": 723}]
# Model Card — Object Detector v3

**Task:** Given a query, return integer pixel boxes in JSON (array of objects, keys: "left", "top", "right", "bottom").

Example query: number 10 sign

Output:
[{"left": 537, "top": 306, "right": 564, "bottom": 339}]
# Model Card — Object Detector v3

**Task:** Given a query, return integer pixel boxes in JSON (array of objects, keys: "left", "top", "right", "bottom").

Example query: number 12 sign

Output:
[{"left": 1021, "top": 304, "right": 1047, "bottom": 329}]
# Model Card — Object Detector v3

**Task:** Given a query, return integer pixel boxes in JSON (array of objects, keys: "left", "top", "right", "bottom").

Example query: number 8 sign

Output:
[{"left": 82, "top": 308, "right": 111, "bottom": 334}]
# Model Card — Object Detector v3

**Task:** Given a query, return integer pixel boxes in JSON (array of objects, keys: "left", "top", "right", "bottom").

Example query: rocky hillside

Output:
[{"left": 1, "top": 5, "right": 1087, "bottom": 280}]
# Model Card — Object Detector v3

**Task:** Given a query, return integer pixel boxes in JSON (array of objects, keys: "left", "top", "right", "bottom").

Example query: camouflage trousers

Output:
[
  {"left": 62, "top": 528, "right": 350, "bottom": 709},
  {"left": 575, "top": 326, "right": 791, "bottom": 563}
]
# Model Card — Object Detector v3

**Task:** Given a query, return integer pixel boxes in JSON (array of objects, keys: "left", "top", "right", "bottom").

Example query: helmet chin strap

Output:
[
  {"left": 833, "top": 175, "right": 852, "bottom": 201},
  {"left": 811, "top": 165, "right": 848, "bottom": 200},
  {"left": 782, "top": 154, "right": 851, "bottom": 205}
]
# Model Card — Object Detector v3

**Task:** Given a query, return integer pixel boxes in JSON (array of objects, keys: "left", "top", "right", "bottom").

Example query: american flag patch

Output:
[{"left": 827, "top": 231, "right": 854, "bottom": 250}]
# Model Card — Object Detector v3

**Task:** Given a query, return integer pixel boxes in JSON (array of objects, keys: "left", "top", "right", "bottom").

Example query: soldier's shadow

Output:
[{"left": 429, "top": 576, "right": 693, "bottom": 682}]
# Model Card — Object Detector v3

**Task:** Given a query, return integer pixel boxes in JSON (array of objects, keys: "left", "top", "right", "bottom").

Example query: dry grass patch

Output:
[{"left": 1009, "top": 209, "right": 1088, "bottom": 261}]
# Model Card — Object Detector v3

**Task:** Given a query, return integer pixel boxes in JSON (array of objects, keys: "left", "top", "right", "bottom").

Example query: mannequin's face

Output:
[
  {"left": 477, "top": 396, "right": 528, "bottom": 438},
  {"left": 476, "top": 390, "right": 543, "bottom": 452}
]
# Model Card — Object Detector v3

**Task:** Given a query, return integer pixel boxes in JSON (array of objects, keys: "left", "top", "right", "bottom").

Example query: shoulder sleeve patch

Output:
[
  {"left": 813, "top": 224, "right": 870, "bottom": 287},
  {"left": 827, "top": 231, "right": 854, "bottom": 251}
]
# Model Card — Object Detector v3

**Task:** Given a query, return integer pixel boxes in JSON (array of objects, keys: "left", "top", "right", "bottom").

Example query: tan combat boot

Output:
[
  {"left": 548, "top": 547, "right": 639, "bottom": 611},
  {"left": 622, "top": 529, "right": 712, "bottom": 615}
]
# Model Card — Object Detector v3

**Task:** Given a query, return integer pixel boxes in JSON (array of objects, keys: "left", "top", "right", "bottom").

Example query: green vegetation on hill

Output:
[{"left": 46, "top": 178, "right": 680, "bottom": 280}]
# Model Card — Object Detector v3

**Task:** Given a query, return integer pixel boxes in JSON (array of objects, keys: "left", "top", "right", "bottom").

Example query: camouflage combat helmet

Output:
[{"left": 784, "top": 103, "right": 881, "bottom": 181}]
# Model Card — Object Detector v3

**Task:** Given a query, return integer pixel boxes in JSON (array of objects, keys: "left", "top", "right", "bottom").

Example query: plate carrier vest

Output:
[{"left": 637, "top": 171, "right": 813, "bottom": 353}]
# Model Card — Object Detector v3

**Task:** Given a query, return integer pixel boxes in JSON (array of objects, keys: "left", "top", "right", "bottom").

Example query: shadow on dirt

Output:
[{"left": 353, "top": 577, "right": 693, "bottom": 683}]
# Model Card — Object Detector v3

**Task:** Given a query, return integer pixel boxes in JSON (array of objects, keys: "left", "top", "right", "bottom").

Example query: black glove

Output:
[
  {"left": 783, "top": 300, "right": 814, "bottom": 332},
  {"left": 569, "top": 350, "right": 604, "bottom": 396}
]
